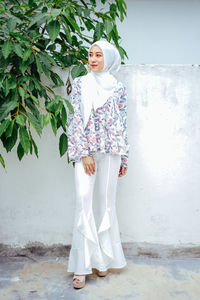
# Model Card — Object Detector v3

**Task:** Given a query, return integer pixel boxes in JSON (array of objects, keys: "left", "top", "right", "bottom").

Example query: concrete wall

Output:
[
  {"left": 118, "top": 0, "right": 200, "bottom": 64},
  {"left": 1, "top": 65, "right": 200, "bottom": 248}
]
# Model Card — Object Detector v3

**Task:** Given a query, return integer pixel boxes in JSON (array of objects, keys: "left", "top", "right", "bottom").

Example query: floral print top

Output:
[{"left": 67, "top": 77, "right": 129, "bottom": 167}]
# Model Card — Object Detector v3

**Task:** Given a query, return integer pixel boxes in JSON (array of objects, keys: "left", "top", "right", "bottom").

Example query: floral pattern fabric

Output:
[{"left": 67, "top": 77, "right": 129, "bottom": 167}]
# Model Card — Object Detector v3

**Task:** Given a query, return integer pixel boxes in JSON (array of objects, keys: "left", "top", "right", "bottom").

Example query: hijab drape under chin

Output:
[{"left": 81, "top": 40, "right": 121, "bottom": 128}]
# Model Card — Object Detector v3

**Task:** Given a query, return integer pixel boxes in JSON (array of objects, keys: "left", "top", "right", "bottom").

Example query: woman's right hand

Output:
[{"left": 81, "top": 156, "right": 95, "bottom": 176}]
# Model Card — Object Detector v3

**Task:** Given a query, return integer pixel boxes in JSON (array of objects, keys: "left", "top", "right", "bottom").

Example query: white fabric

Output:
[
  {"left": 81, "top": 40, "right": 121, "bottom": 127},
  {"left": 67, "top": 153, "right": 127, "bottom": 275}
]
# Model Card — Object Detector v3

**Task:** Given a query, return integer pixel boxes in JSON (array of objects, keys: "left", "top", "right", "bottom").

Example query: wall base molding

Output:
[{"left": 1, "top": 242, "right": 200, "bottom": 259}]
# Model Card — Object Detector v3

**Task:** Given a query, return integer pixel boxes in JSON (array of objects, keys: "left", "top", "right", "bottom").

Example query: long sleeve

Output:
[
  {"left": 67, "top": 78, "right": 90, "bottom": 162},
  {"left": 119, "top": 85, "right": 129, "bottom": 167}
]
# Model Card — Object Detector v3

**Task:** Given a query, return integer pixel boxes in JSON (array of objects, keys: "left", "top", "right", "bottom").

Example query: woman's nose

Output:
[{"left": 90, "top": 56, "right": 96, "bottom": 62}]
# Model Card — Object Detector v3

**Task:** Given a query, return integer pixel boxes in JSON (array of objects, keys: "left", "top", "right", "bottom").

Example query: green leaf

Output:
[
  {"left": 44, "top": 114, "right": 51, "bottom": 126},
  {"left": 30, "top": 94, "right": 39, "bottom": 104},
  {"left": 2, "top": 40, "right": 13, "bottom": 59},
  {"left": 16, "top": 115, "right": 25, "bottom": 126},
  {"left": 0, "top": 101, "right": 18, "bottom": 122},
  {"left": 33, "top": 79, "right": 42, "bottom": 91},
  {"left": 35, "top": 55, "right": 43, "bottom": 76},
  {"left": 26, "top": 112, "right": 42, "bottom": 136},
  {"left": 17, "top": 142, "right": 24, "bottom": 161},
  {"left": 14, "top": 42, "right": 24, "bottom": 59},
  {"left": 19, "top": 127, "right": 30, "bottom": 154},
  {"left": 50, "top": 115, "right": 57, "bottom": 135},
  {"left": 61, "top": 106, "right": 67, "bottom": 129},
  {"left": 18, "top": 86, "right": 25, "bottom": 100},
  {"left": 7, "top": 18, "right": 17, "bottom": 32},
  {"left": 105, "top": 20, "right": 113, "bottom": 34},
  {"left": 62, "top": 20, "right": 72, "bottom": 44},
  {"left": 84, "top": 8, "right": 90, "bottom": 18},
  {"left": 42, "top": 52, "right": 57, "bottom": 66},
  {"left": 19, "top": 60, "right": 30, "bottom": 74},
  {"left": 50, "top": 72, "right": 64, "bottom": 87},
  {"left": 28, "top": 13, "right": 48, "bottom": 28},
  {"left": 51, "top": 8, "right": 61, "bottom": 18},
  {"left": 59, "top": 132, "right": 68, "bottom": 156},
  {"left": 90, "top": 0, "right": 96, "bottom": 7},
  {"left": 64, "top": 99, "right": 74, "bottom": 114},
  {"left": 71, "top": 64, "right": 87, "bottom": 80},
  {"left": 47, "top": 20, "right": 60, "bottom": 42},
  {"left": 94, "top": 22, "right": 103, "bottom": 40},
  {"left": 10, "top": 32, "right": 30, "bottom": 43},
  {"left": 4, "top": 78, "right": 9, "bottom": 96},
  {"left": 7, "top": 78, "right": 17, "bottom": 90},
  {"left": 66, "top": 15, "right": 81, "bottom": 34},
  {"left": 46, "top": 98, "right": 58, "bottom": 111},
  {"left": 25, "top": 98, "right": 40, "bottom": 118},
  {"left": 38, "top": 52, "right": 51, "bottom": 68},
  {"left": 40, "top": 113, "right": 50, "bottom": 128},
  {"left": 31, "top": 136, "right": 38, "bottom": 158},
  {"left": 0, "top": 119, "right": 10, "bottom": 138},
  {"left": 5, "top": 120, "right": 14, "bottom": 138},
  {"left": 55, "top": 101, "right": 63, "bottom": 116},
  {"left": 0, "top": 154, "right": 5, "bottom": 168},
  {"left": 2, "top": 124, "right": 18, "bottom": 152},
  {"left": 23, "top": 48, "right": 32, "bottom": 62}
]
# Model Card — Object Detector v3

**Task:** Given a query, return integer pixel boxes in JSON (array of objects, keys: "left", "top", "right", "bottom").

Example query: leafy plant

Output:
[{"left": 0, "top": 0, "right": 127, "bottom": 168}]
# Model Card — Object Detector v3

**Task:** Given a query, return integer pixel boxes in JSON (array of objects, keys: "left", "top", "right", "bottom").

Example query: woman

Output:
[{"left": 67, "top": 40, "right": 129, "bottom": 289}]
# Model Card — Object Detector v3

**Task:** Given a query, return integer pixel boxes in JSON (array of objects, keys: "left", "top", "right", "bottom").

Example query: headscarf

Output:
[{"left": 81, "top": 40, "right": 121, "bottom": 127}]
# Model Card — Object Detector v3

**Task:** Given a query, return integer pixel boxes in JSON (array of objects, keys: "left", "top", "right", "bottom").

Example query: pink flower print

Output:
[
  {"left": 74, "top": 117, "right": 79, "bottom": 124},
  {"left": 86, "top": 135, "right": 90, "bottom": 141},
  {"left": 70, "top": 137, "right": 75, "bottom": 143},
  {"left": 87, "top": 121, "right": 91, "bottom": 126},
  {"left": 101, "top": 133, "right": 105, "bottom": 138},
  {"left": 119, "top": 103, "right": 123, "bottom": 109},
  {"left": 98, "top": 115, "right": 102, "bottom": 120},
  {"left": 123, "top": 157, "right": 128, "bottom": 162},
  {"left": 108, "top": 129, "right": 112, "bottom": 135},
  {"left": 92, "top": 137, "right": 96, "bottom": 144},
  {"left": 108, "top": 118, "right": 113, "bottom": 125},
  {"left": 75, "top": 128, "right": 80, "bottom": 134},
  {"left": 105, "top": 105, "right": 109, "bottom": 110}
]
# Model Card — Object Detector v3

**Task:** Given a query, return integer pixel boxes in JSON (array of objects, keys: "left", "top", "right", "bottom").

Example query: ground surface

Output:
[{"left": 0, "top": 256, "right": 200, "bottom": 300}]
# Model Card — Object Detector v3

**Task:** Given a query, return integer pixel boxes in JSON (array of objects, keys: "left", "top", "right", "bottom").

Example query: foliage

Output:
[{"left": 0, "top": 0, "right": 127, "bottom": 168}]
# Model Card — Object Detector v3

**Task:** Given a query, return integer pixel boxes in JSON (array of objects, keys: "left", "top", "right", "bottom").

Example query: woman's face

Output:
[{"left": 88, "top": 45, "right": 104, "bottom": 72}]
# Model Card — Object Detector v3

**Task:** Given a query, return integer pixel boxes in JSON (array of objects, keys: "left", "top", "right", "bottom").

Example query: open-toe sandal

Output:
[
  {"left": 97, "top": 270, "right": 108, "bottom": 277},
  {"left": 73, "top": 274, "right": 86, "bottom": 289}
]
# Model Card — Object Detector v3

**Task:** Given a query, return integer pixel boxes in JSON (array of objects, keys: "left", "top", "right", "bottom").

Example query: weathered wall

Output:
[{"left": 1, "top": 65, "right": 200, "bottom": 249}]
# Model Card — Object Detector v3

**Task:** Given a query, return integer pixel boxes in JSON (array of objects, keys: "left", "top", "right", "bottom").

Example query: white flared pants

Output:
[{"left": 67, "top": 153, "right": 127, "bottom": 275}]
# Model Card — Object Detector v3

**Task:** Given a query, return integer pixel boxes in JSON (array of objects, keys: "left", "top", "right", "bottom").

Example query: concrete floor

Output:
[{"left": 0, "top": 256, "right": 200, "bottom": 300}]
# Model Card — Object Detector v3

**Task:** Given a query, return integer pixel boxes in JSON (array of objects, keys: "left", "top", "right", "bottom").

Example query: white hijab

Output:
[{"left": 81, "top": 40, "right": 121, "bottom": 127}]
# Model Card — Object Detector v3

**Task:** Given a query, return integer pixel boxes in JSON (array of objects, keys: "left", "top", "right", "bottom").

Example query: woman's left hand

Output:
[{"left": 118, "top": 166, "right": 128, "bottom": 177}]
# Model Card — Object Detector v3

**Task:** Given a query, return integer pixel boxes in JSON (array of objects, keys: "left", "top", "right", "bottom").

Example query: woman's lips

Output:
[{"left": 91, "top": 64, "right": 97, "bottom": 68}]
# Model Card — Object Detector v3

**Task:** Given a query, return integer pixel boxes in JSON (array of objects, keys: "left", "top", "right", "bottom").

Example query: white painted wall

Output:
[
  {"left": 1, "top": 65, "right": 200, "bottom": 247},
  {"left": 1, "top": 0, "right": 200, "bottom": 247},
  {"left": 118, "top": 0, "right": 200, "bottom": 64}
]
